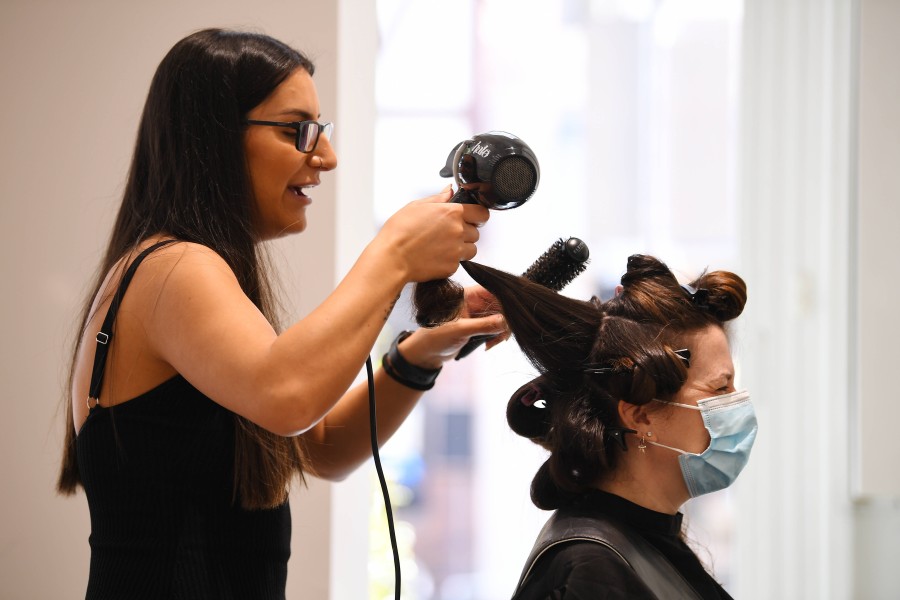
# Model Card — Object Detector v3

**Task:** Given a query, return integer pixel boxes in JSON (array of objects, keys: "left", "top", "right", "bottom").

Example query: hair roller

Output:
[
  {"left": 544, "top": 391, "right": 612, "bottom": 493},
  {"left": 626, "top": 362, "right": 658, "bottom": 405},
  {"left": 690, "top": 270, "right": 748, "bottom": 322},
  {"left": 530, "top": 458, "right": 570, "bottom": 510},
  {"left": 622, "top": 254, "right": 679, "bottom": 286},
  {"left": 507, "top": 376, "right": 554, "bottom": 440}
]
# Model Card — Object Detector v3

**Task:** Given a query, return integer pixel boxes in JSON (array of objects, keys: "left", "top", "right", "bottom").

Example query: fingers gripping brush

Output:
[{"left": 454, "top": 237, "right": 590, "bottom": 360}]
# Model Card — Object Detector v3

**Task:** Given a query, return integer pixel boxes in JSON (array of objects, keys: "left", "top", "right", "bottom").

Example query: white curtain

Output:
[{"left": 735, "top": 0, "right": 856, "bottom": 597}]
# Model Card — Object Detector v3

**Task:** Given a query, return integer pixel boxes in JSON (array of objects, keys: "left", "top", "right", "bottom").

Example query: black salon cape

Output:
[{"left": 512, "top": 490, "right": 733, "bottom": 600}]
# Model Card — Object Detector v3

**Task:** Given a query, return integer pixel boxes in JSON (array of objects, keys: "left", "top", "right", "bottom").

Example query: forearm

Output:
[
  {"left": 298, "top": 295, "right": 509, "bottom": 479},
  {"left": 257, "top": 240, "right": 409, "bottom": 432},
  {"left": 302, "top": 366, "right": 425, "bottom": 480}
]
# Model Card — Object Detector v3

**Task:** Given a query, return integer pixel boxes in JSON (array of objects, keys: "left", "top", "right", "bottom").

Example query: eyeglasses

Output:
[{"left": 244, "top": 119, "right": 334, "bottom": 153}]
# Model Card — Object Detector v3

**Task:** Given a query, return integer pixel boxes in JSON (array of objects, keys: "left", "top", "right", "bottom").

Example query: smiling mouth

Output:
[{"left": 291, "top": 185, "right": 320, "bottom": 202}]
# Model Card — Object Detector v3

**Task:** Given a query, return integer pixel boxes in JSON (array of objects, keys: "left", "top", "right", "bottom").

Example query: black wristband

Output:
[{"left": 382, "top": 330, "right": 442, "bottom": 391}]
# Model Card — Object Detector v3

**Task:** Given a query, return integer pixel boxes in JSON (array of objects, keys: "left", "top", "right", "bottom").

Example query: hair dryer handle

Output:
[{"left": 450, "top": 187, "right": 477, "bottom": 204}]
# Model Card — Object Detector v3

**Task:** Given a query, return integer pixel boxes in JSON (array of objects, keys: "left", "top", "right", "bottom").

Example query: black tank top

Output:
[{"left": 76, "top": 241, "right": 291, "bottom": 600}]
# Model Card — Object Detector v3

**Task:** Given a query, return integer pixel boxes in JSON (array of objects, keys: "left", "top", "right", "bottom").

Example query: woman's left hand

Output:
[
  {"left": 302, "top": 284, "right": 509, "bottom": 479},
  {"left": 396, "top": 285, "right": 510, "bottom": 368}
]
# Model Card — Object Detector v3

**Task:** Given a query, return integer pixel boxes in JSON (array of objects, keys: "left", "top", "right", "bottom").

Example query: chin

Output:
[
  {"left": 280, "top": 223, "right": 307, "bottom": 238},
  {"left": 287, "top": 219, "right": 307, "bottom": 234},
  {"left": 258, "top": 219, "right": 307, "bottom": 241}
]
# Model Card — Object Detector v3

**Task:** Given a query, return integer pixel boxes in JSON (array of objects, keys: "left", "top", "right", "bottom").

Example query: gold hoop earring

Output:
[{"left": 638, "top": 436, "right": 647, "bottom": 452}]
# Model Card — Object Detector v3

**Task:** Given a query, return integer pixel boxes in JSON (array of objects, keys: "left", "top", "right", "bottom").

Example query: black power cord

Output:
[{"left": 365, "top": 356, "right": 401, "bottom": 599}]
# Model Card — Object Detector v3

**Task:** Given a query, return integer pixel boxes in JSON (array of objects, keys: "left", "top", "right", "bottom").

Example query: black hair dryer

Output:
[
  {"left": 440, "top": 131, "right": 540, "bottom": 208},
  {"left": 413, "top": 132, "right": 540, "bottom": 328}
]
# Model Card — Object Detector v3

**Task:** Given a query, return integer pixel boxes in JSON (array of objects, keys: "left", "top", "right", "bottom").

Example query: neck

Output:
[{"left": 595, "top": 452, "right": 689, "bottom": 515}]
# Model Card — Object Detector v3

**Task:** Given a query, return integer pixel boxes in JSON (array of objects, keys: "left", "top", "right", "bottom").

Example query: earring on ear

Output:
[{"left": 638, "top": 431, "right": 652, "bottom": 453}]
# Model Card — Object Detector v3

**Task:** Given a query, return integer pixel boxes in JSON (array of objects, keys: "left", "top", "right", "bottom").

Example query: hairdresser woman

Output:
[
  {"left": 56, "top": 28, "right": 505, "bottom": 599},
  {"left": 457, "top": 255, "right": 754, "bottom": 599}
]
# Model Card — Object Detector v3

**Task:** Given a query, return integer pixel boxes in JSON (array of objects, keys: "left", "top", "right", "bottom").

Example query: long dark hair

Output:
[
  {"left": 458, "top": 254, "right": 747, "bottom": 510},
  {"left": 58, "top": 28, "right": 316, "bottom": 509}
]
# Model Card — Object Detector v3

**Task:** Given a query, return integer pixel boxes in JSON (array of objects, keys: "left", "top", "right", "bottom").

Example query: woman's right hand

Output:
[{"left": 375, "top": 187, "right": 491, "bottom": 282}]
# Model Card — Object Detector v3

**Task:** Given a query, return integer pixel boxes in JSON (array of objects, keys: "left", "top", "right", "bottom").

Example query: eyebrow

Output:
[{"left": 275, "top": 108, "right": 319, "bottom": 121}]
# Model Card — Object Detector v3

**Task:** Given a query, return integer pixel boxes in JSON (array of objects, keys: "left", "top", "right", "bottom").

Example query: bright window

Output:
[{"left": 372, "top": 1, "right": 744, "bottom": 597}]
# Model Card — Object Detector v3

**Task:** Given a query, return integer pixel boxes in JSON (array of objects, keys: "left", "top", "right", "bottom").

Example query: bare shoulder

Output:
[
  {"left": 94, "top": 239, "right": 249, "bottom": 339},
  {"left": 124, "top": 240, "right": 240, "bottom": 296},
  {"left": 73, "top": 241, "right": 248, "bottom": 420},
  {"left": 138, "top": 240, "right": 233, "bottom": 273}
]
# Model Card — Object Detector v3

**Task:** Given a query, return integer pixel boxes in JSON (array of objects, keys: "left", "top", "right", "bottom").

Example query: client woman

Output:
[{"left": 459, "top": 254, "right": 754, "bottom": 599}]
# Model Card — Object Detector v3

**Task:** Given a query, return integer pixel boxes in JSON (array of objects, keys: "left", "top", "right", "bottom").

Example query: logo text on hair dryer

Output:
[{"left": 472, "top": 143, "right": 491, "bottom": 158}]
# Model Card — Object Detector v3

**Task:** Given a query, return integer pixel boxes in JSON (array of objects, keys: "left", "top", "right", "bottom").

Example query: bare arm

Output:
[
  {"left": 302, "top": 304, "right": 508, "bottom": 480},
  {"left": 144, "top": 191, "right": 490, "bottom": 436}
]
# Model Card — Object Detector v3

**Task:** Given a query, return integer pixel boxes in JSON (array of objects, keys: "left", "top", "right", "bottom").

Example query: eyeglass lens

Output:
[{"left": 298, "top": 122, "right": 334, "bottom": 152}]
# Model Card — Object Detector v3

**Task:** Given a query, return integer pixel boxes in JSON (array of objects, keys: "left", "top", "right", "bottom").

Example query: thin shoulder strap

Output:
[
  {"left": 86, "top": 239, "right": 179, "bottom": 409},
  {"left": 514, "top": 508, "right": 703, "bottom": 600}
]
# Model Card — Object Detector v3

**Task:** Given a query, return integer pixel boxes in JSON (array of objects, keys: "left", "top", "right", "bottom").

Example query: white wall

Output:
[
  {"left": 737, "top": 0, "right": 900, "bottom": 598},
  {"left": 0, "top": 1, "right": 374, "bottom": 598},
  {"left": 855, "top": 0, "right": 900, "bottom": 499},
  {"left": 735, "top": 0, "right": 856, "bottom": 598},
  {"left": 852, "top": 0, "right": 900, "bottom": 596}
]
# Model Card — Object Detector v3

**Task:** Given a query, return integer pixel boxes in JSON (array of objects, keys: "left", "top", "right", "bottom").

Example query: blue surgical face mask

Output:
[{"left": 646, "top": 389, "right": 757, "bottom": 498}]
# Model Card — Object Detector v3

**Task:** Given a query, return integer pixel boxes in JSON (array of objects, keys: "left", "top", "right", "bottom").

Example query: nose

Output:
[{"left": 311, "top": 135, "right": 338, "bottom": 171}]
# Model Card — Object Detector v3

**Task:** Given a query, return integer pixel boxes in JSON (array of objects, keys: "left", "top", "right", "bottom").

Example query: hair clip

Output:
[
  {"left": 673, "top": 348, "right": 691, "bottom": 368},
  {"left": 586, "top": 367, "right": 614, "bottom": 375},
  {"left": 604, "top": 427, "right": 637, "bottom": 451},
  {"left": 511, "top": 379, "right": 551, "bottom": 410},
  {"left": 681, "top": 284, "right": 710, "bottom": 309},
  {"left": 587, "top": 360, "right": 636, "bottom": 376},
  {"left": 517, "top": 384, "right": 545, "bottom": 407}
]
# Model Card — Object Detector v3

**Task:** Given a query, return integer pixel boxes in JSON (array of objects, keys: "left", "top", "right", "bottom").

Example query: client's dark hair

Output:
[{"left": 459, "top": 254, "right": 746, "bottom": 510}]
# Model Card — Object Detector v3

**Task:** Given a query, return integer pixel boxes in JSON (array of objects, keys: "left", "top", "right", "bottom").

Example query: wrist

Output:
[
  {"left": 351, "top": 242, "right": 409, "bottom": 307},
  {"left": 395, "top": 329, "right": 445, "bottom": 370},
  {"left": 382, "top": 330, "right": 442, "bottom": 391},
  {"left": 364, "top": 233, "right": 412, "bottom": 285}
]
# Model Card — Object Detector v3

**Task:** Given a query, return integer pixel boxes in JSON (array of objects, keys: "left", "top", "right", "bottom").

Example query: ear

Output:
[{"left": 617, "top": 399, "right": 652, "bottom": 431}]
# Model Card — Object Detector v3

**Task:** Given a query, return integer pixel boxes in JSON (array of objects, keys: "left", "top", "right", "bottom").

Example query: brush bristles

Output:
[{"left": 522, "top": 238, "right": 589, "bottom": 291}]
